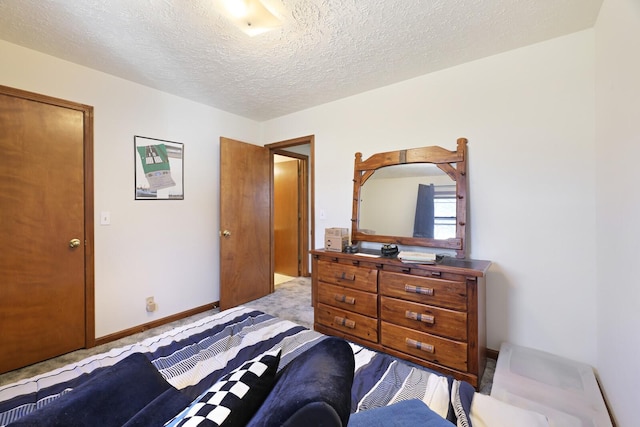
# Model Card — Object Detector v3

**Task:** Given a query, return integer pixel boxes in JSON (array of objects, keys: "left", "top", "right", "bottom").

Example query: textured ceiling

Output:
[{"left": 0, "top": 0, "right": 603, "bottom": 121}]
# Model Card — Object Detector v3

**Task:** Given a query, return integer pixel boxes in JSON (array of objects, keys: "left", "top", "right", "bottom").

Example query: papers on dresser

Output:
[{"left": 397, "top": 251, "right": 437, "bottom": 264}]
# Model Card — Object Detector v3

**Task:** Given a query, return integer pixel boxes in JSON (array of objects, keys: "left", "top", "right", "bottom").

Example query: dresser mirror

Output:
[{"left": 351, "top": 138, "right": 468, "bottom": 258}]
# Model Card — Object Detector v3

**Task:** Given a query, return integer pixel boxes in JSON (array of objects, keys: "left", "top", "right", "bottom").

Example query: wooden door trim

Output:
[
  {"left": 266, "top": 136, "right": 314, "bottom": 277},
  {"left": 298, "top": 157, "right": 309, "bottom": 276},
  {"left": 0, "top": 85, "right": 95, "bottom": 347}
]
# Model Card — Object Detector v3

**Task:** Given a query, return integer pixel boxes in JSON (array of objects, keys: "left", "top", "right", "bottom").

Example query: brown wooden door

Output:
[
  {"left": 274, "top": 158, "right": 300, "bottom": 277},
  {"left": 0, "top": 87, "right": 93, "bottom": 374},
  {"left": 219, "top": 138, "right": 271, "bottom": 310}
]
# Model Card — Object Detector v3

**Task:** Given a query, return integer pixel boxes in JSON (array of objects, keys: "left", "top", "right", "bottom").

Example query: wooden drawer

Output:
[
  {"left": 317, "top": 260, "right": 377, "bottom": 292},
  {"left": 318, "top": 281, "right": 377, "bottom": 317},
  {"left": 380, "top": 296, "right": 467, "bottom": 341},
  {"left": 316, "top": 303, "right": 378, "bottom": 343},
  {"left": 379, "top": 271, "right": 466, "bottom": 310},
  {"left": 381, "top": 321, "right": 467, "bottom": 371}
]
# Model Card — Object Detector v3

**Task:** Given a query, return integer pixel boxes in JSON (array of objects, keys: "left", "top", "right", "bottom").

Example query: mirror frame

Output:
[{"left": 351, "top": 138, "right": 468, "bottom": 258}]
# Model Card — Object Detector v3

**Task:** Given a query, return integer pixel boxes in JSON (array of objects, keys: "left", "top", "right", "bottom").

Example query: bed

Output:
[{"left": 0, "top": 306, "right": 480, "bottom": 426}]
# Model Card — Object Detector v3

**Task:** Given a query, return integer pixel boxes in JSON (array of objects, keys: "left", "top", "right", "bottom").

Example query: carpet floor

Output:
[{"left": 0, "top": 276, "right": 494, "bottom": 393}]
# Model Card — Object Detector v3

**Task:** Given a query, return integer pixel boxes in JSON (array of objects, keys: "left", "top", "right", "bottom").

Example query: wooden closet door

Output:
[
  {"left": 274, "top": 158, "right": 300, "bottom": 277},
  {"left": 0, "top": 87, "right": 92, "bottom": 373}
]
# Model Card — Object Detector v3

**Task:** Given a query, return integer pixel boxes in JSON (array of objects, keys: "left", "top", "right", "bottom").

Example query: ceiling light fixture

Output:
[{"left": 213, "top": 0, "right": 284, "bottom": 37}]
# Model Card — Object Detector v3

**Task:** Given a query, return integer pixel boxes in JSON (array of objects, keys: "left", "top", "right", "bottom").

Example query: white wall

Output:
[
  {"left": 263, "top": 31, "right": 598, "bottom": 365},
  {"left": 0, "top": 40, "right": 261, "bottom": 337},
  {"left": 595, "top": 0, "right": 640, "bottom": 425}
]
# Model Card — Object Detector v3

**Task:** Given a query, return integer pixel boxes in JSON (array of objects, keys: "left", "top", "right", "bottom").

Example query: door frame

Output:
[
  {"left": 0, "top": 85, "right": 95, "bottom": 347},
  {"left": 266, "top": 136, "right": 314, "bottom": 277}
]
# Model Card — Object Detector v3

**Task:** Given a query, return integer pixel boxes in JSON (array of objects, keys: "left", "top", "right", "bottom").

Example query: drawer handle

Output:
[
  {"left": 334, "top": 316, "right": 356, "bottom": 329},
  {"left": 334, "top": 294, "right": 356, "bottom": 305},
  {"left": 405, "top": 310, "right": 434, "bottom": 324},
  {"left": 406, "top": 338, "right": 434, "bottom": 353},
  {"left": 404, "top": 284, "right": 434, "bottom": 296},
  {"left": 335, "top": 272, "right": 356, "bottom": 281}
]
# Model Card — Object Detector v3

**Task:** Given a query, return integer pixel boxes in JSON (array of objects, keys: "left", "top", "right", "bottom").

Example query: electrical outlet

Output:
[{"left": 146, "top": 296, "right": 157, "bottom": 312}]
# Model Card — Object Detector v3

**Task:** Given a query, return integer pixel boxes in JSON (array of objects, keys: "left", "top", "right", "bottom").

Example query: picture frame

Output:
[{"left": 134, "top": 135, "right": 184, "bottom": 200}]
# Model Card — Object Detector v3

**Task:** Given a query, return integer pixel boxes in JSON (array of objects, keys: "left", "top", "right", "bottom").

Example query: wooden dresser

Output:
[{"left": 311, "top": 249, "right": 491, "bottom": 388}]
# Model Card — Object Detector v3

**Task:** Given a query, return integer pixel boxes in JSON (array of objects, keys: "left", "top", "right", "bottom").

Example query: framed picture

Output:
[{"left": 134, "top": 135, "right": 184, "bottom": 200}]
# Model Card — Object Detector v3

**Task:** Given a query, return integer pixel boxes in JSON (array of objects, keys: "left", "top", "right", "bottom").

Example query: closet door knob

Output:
[
  {"left": 221, "top": 230, "right": 231, "bottom": 237},
  {"left": 69, "top": 238, "right": 81, "bottom": 248}
]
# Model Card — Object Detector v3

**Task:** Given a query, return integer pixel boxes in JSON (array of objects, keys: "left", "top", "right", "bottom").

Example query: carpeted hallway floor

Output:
[{"left": 244, "top": 276, "right": 314, "bottom": 328}]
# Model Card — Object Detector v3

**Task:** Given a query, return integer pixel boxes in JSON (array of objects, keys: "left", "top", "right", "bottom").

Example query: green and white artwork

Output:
[{"left": 134, "top": 136, "right": 183, "bottom": 200}]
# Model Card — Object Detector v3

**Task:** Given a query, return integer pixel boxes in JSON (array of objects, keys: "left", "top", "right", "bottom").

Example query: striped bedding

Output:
[{"left": 0, "top": 306, "right": 474, "bottom": 426}]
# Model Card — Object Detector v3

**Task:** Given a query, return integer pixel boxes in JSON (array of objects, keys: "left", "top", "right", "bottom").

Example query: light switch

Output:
[{"left": 100, "top": 211, "right": 111, "bottom": 225}]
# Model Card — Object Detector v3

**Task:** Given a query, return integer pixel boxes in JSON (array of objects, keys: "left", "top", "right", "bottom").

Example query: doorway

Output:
[
  {"left": 267, "top": 136, "right": 314, "bottom": 287},
  {"left": 219, "top": 136, "right": 313, "bottom": 310},
  {"left": 274, "top": 154, "right": 301, "bottom": 279}
]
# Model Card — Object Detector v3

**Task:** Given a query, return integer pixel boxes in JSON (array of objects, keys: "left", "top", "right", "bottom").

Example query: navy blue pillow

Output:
[
  {"left": 122, "top": 387, "right": 192, "bottom": 427},
  {"left": 9, "top": 352, "right": 179, "bottom": 427},
  {"left": 247, "top": 337, "right": 355, "bottom": 427},
  {"left": 347, "top": 399, "right": 454, "bottom": 427}
]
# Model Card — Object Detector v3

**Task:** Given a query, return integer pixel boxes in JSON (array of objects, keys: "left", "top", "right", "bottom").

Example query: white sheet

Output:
[{"left": 469, "top": 393, "right": 550, "bottom": 427}]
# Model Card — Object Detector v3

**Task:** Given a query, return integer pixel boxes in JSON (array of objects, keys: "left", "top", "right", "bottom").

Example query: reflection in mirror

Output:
[{"left": 359, "top": 164, "right": 457, "bottom": 239}]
